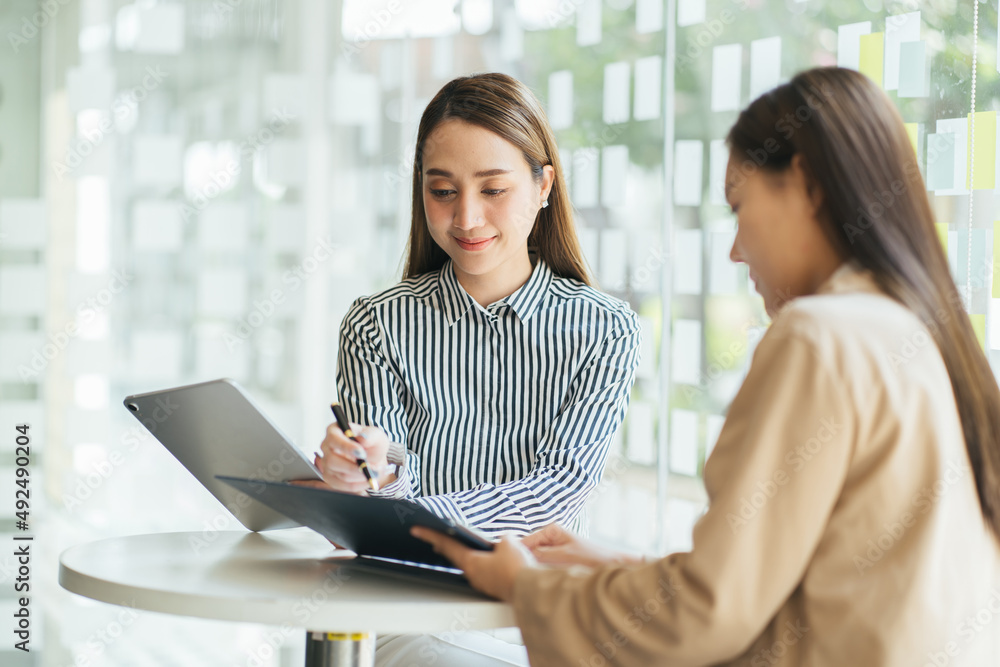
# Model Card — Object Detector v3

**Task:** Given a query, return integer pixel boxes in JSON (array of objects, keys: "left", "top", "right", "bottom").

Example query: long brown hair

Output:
[
  {"left": 403, "top": 72, "right": 591, "bottom": 285},
  {"left": 727, "top": 67, "right": 1000, "bottom": 541}
]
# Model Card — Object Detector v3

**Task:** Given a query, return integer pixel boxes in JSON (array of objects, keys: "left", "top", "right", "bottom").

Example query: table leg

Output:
[{"left": 305, "top": 631, "right": 376, "bottom": 667}]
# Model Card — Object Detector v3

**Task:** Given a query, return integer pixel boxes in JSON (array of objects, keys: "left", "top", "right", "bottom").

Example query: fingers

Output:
[
  {"left": 522, "top": 522, "right": 569, "bottom": 549},
  {"left": 411, "top": 527, "right": 471, "bottom": 570}
]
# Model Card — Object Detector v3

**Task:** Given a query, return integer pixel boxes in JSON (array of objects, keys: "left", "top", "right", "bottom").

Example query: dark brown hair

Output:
[
  {"left": 728, "top": 67, "right": 1000, "bottom": 541},
  {"left": 403, "top": 72, "right": 591, "bottom": 285}
]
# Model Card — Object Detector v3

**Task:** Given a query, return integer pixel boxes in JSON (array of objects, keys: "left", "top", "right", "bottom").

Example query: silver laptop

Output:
[{"left": 123, "top": 378, "right": 323, "bottom": 531}]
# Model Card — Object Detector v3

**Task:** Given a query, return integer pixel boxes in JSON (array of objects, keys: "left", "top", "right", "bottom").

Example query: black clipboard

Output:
[{"left": 216, "top": 476, "right": 493, "bottom": 587}]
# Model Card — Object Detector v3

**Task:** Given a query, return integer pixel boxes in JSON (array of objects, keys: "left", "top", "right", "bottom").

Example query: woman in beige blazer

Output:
[{"left": 414, "top": 67, "right": 1000, "bottom": 666}]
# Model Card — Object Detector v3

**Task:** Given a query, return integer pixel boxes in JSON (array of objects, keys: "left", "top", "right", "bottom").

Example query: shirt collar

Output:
[
  {"left": 815, "top": 260, "right": 882, "bottom": 298},
  {"left": 435, "top": 258, "right": 554, "bottom": 326}
]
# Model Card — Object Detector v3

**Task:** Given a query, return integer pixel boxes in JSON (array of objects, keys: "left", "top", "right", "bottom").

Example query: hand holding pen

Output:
[{"left": 314, "top": 404, "right": 393, "bottom": 495}]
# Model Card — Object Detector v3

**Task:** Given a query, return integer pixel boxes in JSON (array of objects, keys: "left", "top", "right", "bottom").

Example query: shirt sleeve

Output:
[
  {"left": 511, "top": 318, "right": 858, "bottom": 665},
  {"left": 412, "top": 306, "right": 643, "bottom": 536},
  {"left": 336, "top": 297, "right": 422, "bottom": 499}
]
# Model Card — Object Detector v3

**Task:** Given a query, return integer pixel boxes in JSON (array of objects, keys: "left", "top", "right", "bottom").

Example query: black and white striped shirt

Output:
[{"left": 337, "top": 259, "right": 641, "bottom": 536}]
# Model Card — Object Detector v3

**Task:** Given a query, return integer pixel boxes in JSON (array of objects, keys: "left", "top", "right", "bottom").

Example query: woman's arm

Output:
[
  {"left": 419, "top": 319, "right": 858, "bottom": 665},
  {"left": 412, "top": 308, "right": 642, "bottom": 535}
]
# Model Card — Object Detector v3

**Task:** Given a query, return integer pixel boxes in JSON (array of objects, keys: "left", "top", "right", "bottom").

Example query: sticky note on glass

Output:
[
  {"left": 636, "top": 0, "right": 664, "bottom": 33},
  {"left": 674, "top": 140, "right": 704, "bottom": 206},
  {"left": 936, "top": 223, "right": 949, "bottom": 255},
  {"left": 926, "top": 133, "right": 956, "bottom": 191},
  {"left": 905, "top": 123, "right": 920, "bottom": 157},
  {"left": 711, "top": 44, "right": 742, "bottom": 112},
  {"left": 634, "top": 55, "right": 662, "bottom": 121},
  {"left": 970, "top": 314, "right": 986, "bottom": 350},
  {"left": 749, "top": 36, "right": 781, "bottom": 100},
  {"left": 898, "top": 41, "right": 929, "bottom": 97},
  {"left": 884, "top": 12, "right": 920, "bottom": 90},
  {"left": 837, "top": 21, "right": 872, "bottom": 70},
  {"left": 603, "top": 61, "right": 631, "bottom": 125},
  {"left": 709, "top": 139, "right": 728, "bottom": 205},
  {"left": 601, "top": 145, "right": 629, "bottom": 207},
  {"left": 669, "top": 409, "right": 700, "bottom": 477},
  {"left": 677, "top": 0, "right": 706, "bottom": 27},
  {"left": 576, "top": 0, "right": 601, "bottom": 46},
  {"left": 993, "top": 221, "right": 1000, "bottom": 298},
  {"left": 859, "top": 32, "right": 884, "bottom": 88},
  {"left": 671, "top": 319, "right": 702, "bottom": 385},
  {"left": 548, "top": 70, "right": 573, "bottom": 130},
  {"left": 967, "top": 111, "right": 997, "bottom": 190},
  {"left": 674, "top": 229, "right": 703, "bottom": 295}
]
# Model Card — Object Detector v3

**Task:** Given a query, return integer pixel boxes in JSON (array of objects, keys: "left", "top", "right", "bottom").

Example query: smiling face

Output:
[
  {"left": 725, "top": 153, "right": 845, "bottom": 317},
  {"left": 421, "top": 119, "right": 554, "bottom": 305}
]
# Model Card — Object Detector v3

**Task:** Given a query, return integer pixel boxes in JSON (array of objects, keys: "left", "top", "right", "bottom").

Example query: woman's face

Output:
[
  {"left": 421, "top": 119, "right": 553, "bottom": 290},
  {"left": 725, "top": 153, "right": 844, "bottom": 317}
]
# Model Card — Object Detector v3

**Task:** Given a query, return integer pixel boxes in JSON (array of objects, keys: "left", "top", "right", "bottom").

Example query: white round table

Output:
[{"left": 59, "top": 528, "right": 516, "bottom": 666}]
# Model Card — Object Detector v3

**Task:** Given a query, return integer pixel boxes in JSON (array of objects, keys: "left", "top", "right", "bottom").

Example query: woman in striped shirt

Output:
[{"left": 314, "top": 72, "right": 642, "bottom": 665}]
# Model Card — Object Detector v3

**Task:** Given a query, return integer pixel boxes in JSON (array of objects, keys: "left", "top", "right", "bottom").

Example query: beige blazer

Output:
[{"left": 512, "top": 264, "right": 1000, "bottom": 666}]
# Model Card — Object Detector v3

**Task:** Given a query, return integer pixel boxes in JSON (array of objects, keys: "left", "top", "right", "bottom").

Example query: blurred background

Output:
[{"left": 1, "top": 0, "right": 999, "bottom": 664}]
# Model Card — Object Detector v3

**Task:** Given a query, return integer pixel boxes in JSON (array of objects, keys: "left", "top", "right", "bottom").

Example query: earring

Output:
[{"left": 541, "top": 200, "right": 549, "bottom": 208}]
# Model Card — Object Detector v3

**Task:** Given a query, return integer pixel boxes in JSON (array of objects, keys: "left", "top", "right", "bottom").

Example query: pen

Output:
[{"left": 330, "top": 402, "right": 379, "bottom": 492}]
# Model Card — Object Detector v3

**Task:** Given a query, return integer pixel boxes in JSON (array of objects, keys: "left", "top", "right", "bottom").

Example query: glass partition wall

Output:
[{"left": 0, "top": 0, "right": 998, "bottom": 664}]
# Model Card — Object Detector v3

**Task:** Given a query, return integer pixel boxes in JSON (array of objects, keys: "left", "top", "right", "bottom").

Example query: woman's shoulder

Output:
[
  {"left": 347, "top": 270, "right": 443, "bottom": 313},
  {"left": 546, "top": 275, "right": 640, "bottom": 329}
]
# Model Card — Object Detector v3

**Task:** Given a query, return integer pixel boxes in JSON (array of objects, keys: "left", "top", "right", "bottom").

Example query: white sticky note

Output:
[
  {"left": 898, "top": 40, "right": 929, "bottom": 98},
  {"left": 66, "top": 66, "right": 115, "bottom": 112},
  {"left": 197, "top": 269, "right": 248, "bottom": 317},
  {"left": 677, "top": 0, "right": 705, "bottom": 27},
  {"left": 130, "top": 329, "right": 184, "bottom": 380},
  {"left": 133, "top": 136, "right": 183, "bottom": 188},
  {"left": 933, "top": 118, "right": 968, "bottom": 196},
  {"left": 990, "top": 298, "right": 1000, "bottom": 349},
  {"left": 837, "top": 21, "right": 872, "bottom": 70},
  {"left": 884, "top": 12, "right": 921, "bottom": 91},
  {"left": 634, "top": 55, "right": 662, "bottom": 121},
  {"left": 500, "top": 7, "right": 524, "bottom": 61},
  {"left": 601, "top": 145, "right": 629, "bottom": 207},
  {"left": 0, "top": 199, "right": 45, "bottom": 249},
  {"left": 198, "top": 202, "right": 248, "bottom": 252},
  {"left": 0, "top": 267, "right": 45, "bottom": 315},
  {"left": 710, "top": 230, "right": 739, "bottom": 294},
  {"left": 709, "top": 139, "right": 729, "bottom": 205},
  {"left": 548, "top": 71, "right": 574, "bottom": 131},
  {"left": 627, "top": 401, "right": 656, "bottom": 465},
  {"left": 749, "top": 36, "right": 781, "bottom": 100},
  {"left": 133, "top": 200, "right": 183, "bottom": 251},
  {"left": 329, "top": 71, "right": 380, "bottom": 126},
  {"left": 264, "top": 74, "right": 306, "bottom": 120},
  {"left": 671, "top": 319, "right": 702, "bottom": 386},
  {"left": 576, "top": 0, "right": 602, "bottom": 47},
  {"left": 636, "top": 0, "right": 664, "bottom": 33},
  {"left": 669, "top": 409, "right": 700, "bottom": 476},
  {"left": 674, "top": 229, "right": 703, "bottom": 295},
  {"left": 266, "top": 140, "right": 306, "bottom": 187},
  {"left": 603, "top": 62, "right": 631, "bottom": 125},
  {"left": 925, "top": 132, "right": 956, "bottom": 192},
  {"left": 76, "top": 176, "right": 110, "bottom": 274},
  {"left": 599, "top": 229, "right": 628, "bottom": 289},
  {"left": 705, "top": 414, "right": 726, "bottom": 459},
  {"left": 711, "top": 44, "right": 742, "bottom": 112},
  {"left": 674, "top": 140, "right": 703, "bottom": 207},
  {"left": 573, "top": 148, "right": 600, "bottom": 209},
  {"left": 135, "top": 4, "right": 185, "bottom": 54},
  {"left": 636, "top": 316, "right": 657, "bottom": 380}
]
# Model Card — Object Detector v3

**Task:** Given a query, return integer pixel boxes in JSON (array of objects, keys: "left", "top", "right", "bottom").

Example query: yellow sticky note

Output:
[
  {"left": 970, "top": 314, "right": 986, "bottom": 350},
  {"left": 967, "top": 111, "right": 997, "bottom": 189},
  {"left": 936, "top": 223, "right": 949, "bottom": 254},
  {"left": 859, "top": 33, "right": 884, "bottom": 88},
  {"left": 905, "top": 123, "right": 919, "bottom": 157},
  {"left": 993, "top": 221, "right": 1000, "bottom": 298}
]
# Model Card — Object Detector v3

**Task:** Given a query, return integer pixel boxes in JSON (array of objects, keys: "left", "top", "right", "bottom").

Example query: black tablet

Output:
[{"left": 216, "top": 476, "right": 493, "bottom": 574}]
